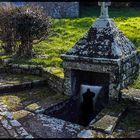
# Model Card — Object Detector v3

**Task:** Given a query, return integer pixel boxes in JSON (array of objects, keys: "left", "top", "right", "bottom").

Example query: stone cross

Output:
[{"left": 98, "top": 1, "right": 111, "bottom": 19}]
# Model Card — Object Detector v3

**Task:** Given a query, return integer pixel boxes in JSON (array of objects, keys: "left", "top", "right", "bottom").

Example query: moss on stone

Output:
[
  {"left": 12, "top": 110, "right": 33, "bottom": 120},
  {"left": 0, "top": 95, "right": 22, "bottom": 111},
  {"left": 25, "top": 103, "right": 41, "bottom": 111},
  {"left": 91, "top": 131, "right": 109, "bottom": 138},
  {"left": 45, "top": 67, "right": 64, "bottom": 78},
  {"left": 49, "top": 93, "right": 69, "bottom": 102},
  {"left": 101, "top": 100, "right": 128, "bottom": 115},
  {"left": 93, "top": 115, "right": 117, "bottom": 130}
]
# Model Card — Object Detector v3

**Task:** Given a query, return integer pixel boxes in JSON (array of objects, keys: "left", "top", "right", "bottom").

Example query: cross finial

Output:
[{"left": 98, "top": 1, "right": 111, "bottom": 19}]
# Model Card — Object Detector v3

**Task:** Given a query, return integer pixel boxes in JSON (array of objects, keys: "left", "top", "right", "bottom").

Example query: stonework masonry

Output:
[
  {"left": 61, "top": 13, "right": 139, "bottom": 99},
  {"left": 26, "top": 2, "right": 79, "bottom": 18},
  {"left": 0, "top": 61, "right": 64, "bottom": 94}
]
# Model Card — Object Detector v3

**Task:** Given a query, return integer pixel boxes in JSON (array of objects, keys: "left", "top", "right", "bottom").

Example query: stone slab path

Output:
[
  {"left": 0, "top": 102, "right": 33, "bottom": 138},
  {"left": 20, "top": 113, "right": 83, "bottom": 138}
]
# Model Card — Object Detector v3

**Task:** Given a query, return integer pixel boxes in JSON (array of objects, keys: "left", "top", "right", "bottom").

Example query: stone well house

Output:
[{"left": 61, "top": 2, "right": 139, "bottom": 101}]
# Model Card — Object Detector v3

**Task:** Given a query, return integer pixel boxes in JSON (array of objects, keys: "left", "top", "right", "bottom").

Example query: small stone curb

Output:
[
  {"left": 122, "top": 92, "right": 140, "bottom": 103},
  {"left": 0, "top": 79, "right": 47, "bottom": 94}
]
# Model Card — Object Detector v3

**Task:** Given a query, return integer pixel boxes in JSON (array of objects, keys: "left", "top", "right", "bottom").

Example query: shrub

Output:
[
  {"left": 0, "top": 4, "right": 52, "bottom": 58},
  {"left": 13, "top": 5, "right": 52, "bottom": 58},
  {"left": 0, "top": 4, "right": 16, "bottom": 54}
]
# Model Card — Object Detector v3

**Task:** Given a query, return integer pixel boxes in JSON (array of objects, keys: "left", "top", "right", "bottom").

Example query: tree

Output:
[
  {"left": 0, "top": 3, "right": 16, "bottom": 54},
  {"left": 13, "top": 5, "right": 52, "bottom": 58}
]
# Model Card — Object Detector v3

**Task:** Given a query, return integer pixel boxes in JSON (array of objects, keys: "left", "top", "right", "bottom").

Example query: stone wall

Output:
[
  {"left": 26, "top": 2, "right": 79, "bottom": 18},
  {"left": 120, "top": 51, "right": 139, "bottom": 89},
  {"left": 61, "top": 51, "right": 140, "bottom": 99},
  {"left": 2, "top": 64, "right": 43, "bottom": 76},
  {"left": 0, "top": 61, "right": 64, "bottom": 94},
  {"left": 42, "top": 68, "right": 64, "bottom": 94},
  {"left": 62, "top": 58, "right": 120, "bottom": 98}
]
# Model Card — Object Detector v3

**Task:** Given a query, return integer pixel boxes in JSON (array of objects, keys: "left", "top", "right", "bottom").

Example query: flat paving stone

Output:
[
  {"left": 77, "top": 129, "right": 114, "bottom": 138},
  {"left": 89, "top": 100, "right": 128, "bottom": 134},
  {"left": 19, "top": 113, "right": 83, "bottom": 138},
  {"left": 10, "top": 120, "right": 21, "bottom": 127},
  {"left": 122, "top": 88, "right": 140, "bottom": 102},
  {"left": 0, "top": 123, "right": 10, "bottom": 138},
  {"left": 0, "top": 102, "right": 33, "bottom": 138},
  {"left": 7, "top": 128, "right": 19, "bottom": 137},
  {"left": 12, "top": 110, "right": 34, "bottom": 120},
  {"left": 25, "top": 103, "right": 41, "bottom": 112},
  {"left": 90, "top": 115, "right": 118, "bottom": 133}
]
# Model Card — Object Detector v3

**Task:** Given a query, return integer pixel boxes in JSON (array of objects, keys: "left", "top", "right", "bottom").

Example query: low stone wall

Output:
[
  {"left": 3, "top": 64, "right": 43, "bottom": 76},
  {"left": 0, "top": 59, "right": 43, "bottom": 76},
  {"left": 26, "top": 2, "right": 79, "bottom": 18},
  {"left": 44, "top": 99, "right": 69, "bottom": 115},
  {"left": 0, "top": 80, "right": 47, "bottom": 94},
  {"left": 0, "top": 60, "right": 64, "bottom": 94},
  {"left": 42, "top": 69, "right": 64, "bottom": 94}
]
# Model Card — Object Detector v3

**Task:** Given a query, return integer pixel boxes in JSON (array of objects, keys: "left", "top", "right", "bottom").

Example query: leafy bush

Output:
[
  {"left": 0, "top": 4, "right": 16, "bottom": 54},
  {"left": 0, "top": 5, "right": 52, "bottom": 58},
  {"left": 13, "top": 5, "right": 52, "bottom": 58}
]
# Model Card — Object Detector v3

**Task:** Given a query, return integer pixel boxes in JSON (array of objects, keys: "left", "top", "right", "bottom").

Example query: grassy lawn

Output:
[{"left": 0, "top": 6, "right": 140, "bottom": 88}]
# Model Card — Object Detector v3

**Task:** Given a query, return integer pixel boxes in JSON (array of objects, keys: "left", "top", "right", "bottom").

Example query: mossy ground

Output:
[{"left": 0, "top": 86, "right": 68, "bottom": 112}]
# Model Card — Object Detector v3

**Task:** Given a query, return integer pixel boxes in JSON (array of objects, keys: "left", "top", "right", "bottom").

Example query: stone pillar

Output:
[{"left": 63, "top": 68, "right": 73, "bottom": 96}]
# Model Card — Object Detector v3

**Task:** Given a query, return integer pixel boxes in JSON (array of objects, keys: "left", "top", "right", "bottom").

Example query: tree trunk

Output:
[
  {"left": 16, "top": 32, "right": 34, "bottom": 58},
  {"left": 3, "top": 31, "right": 15, "bottom": 54},
  {"left": 4, "top": 40, "right": 14, "bottom": 54}
]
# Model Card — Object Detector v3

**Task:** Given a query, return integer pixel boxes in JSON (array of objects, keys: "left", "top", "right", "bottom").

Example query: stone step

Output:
[
  {"left": 0, "top": 79, "right": 47, "bottom": 94},
  {"left": 0, "top": 102, "right": 33, "bottom": 138},
  {"left": 89, "top": 100, "right": 128, "bottom": 134}
]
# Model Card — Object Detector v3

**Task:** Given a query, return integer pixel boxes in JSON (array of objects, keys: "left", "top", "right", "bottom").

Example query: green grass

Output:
[
  {"left": 0, "top": 6, "right": 140, "bottom": 88},
  {"left": 129, "top": 70, "right": 140, "bottom": 89},
  {"left": 80, "top": 6, "right": 140, "bottom": 18},
  {"left": 9, "top": 16, "right": 140, "bottom": 67}
]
